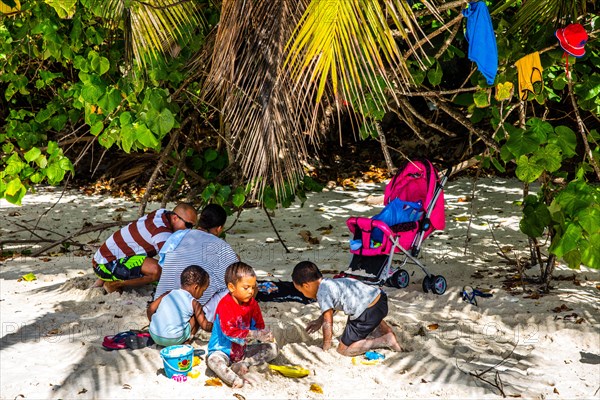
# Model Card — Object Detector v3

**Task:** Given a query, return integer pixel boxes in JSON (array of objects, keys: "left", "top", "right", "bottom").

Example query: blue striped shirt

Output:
[{"left": 155, "top": 230, "right": 239, "bottom": 304}]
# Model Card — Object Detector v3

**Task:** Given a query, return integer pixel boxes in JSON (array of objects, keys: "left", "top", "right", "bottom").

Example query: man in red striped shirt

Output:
[{"left": 92, "top": 203, "right": 197, "bottom": 293}]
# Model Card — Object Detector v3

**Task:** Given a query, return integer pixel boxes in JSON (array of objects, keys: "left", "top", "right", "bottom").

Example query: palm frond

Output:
[
  {"left": 493, "top": 0, "right": 594, "bottom": 33},
  {"left": 203, "top": 0, "right": 315, "bottom": 198},
  {"left": 92, "top": 0, "right": 204, "bottom": 67},
  {"left": 284, "top": 0, "right": 440, "bottom": 110}
]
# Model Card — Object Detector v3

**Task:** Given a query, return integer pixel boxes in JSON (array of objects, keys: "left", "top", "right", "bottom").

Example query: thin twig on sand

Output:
[
  {"left": 456, "top": 343, "right": 518, "bottom": 398},
  {"left": 29, "top": 221, "right": 132, "bottom": 257},
  {"left": 263, "top": 207, "right": 290, "bottom": 253}
]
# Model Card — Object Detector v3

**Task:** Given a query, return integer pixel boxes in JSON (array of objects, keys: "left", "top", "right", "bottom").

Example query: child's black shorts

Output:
[{"left": 340, "top": 291, "right": 388, "bottom": 346}]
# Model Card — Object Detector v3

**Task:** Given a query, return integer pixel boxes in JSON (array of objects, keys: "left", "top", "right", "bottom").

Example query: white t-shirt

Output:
[
  {"left": 149, "top": 289, "right": 194, "bottom": 339},
  {"left": 317, "top": 278, "right": 380, "bottom": 320}
]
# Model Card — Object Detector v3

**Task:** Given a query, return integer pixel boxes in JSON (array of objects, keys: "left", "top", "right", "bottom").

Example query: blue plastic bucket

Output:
[{"left": 160, "top": 344, "right": 193, "bottom": 378}]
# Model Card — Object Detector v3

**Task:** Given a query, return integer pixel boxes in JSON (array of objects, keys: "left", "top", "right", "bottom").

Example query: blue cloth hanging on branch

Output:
[{"left": 462, "top": 1, "right": 498, "bottom": 85}]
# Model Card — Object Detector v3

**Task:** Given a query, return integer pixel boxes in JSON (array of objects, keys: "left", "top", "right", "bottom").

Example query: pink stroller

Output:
[{"left": 341, "top": 159, "right": 450, "bottom": 295}]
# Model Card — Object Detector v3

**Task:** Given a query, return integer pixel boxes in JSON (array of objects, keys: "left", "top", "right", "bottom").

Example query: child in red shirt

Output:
[{"left": 207, "top": 262, "right": 277, "bottom": 387}]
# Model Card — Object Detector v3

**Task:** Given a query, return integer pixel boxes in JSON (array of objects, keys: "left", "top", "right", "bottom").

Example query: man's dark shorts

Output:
[
  {"left": 340, "top": 291, "right": 388, "bottom": 346},
  {"left": 93, "top": 255, "right": 146, "bottom": 281}
]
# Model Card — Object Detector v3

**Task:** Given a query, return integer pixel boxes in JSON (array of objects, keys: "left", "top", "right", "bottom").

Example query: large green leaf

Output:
[
  {"left": 530, "top": 144, "right": 562, "bottom": 173},
  {"left": 45, "top": 0, "right": 76, "bottom": 18},
  {"left": 156, "top": 108, "right": 175, "bottom": 138},
  {"left": 554, "top": 182, "right": 594, "bottom": 215},
  {"left": 81, "top": 83, "right": 104, "bottom": 104},
  {"left": 134, "top": 123, "right": 159, "bottom": 149},
  {"left": 580, "top": 233, "right": 600, "bottom": 269},
  {"left": 5, "top": 177, "right": 23, "bottom": 197},
  {"left": 45, "top": 163, "right": 65, "bottom": 185},
  {"left": 505, "top": 126, "right": 544, "bottom": 157},
  {"left": 427, "top": 62, "right": 443, "bottom": 86},
  {"left": 520, "top": 199, "right": 551, "bottom": 238},
  {"left": 562, "top": 249, "right": 582, "bottom": 270},
  {"left": 473, "top": 90, "right": 490, "bottom": 108},
  {"left": 549, "top": 223, "right": 581, "bottom": 258},
  {"left": 549, "top": 126, "right": 577, "bottom": 158},
  {"left": 576, "top": 207, "right": 600, "bottom": 235},
  {"left": 24, "top": 148, "right": 42, "bottom": 163},
  {"left": 515, "top": 155, "right": 544, "bottom": 183},
  {"left": 526, "top": 118, "right": 552, "bottom": 142},
  {"left": 89, "top": 53, "right": 110, "bottom": 75}
]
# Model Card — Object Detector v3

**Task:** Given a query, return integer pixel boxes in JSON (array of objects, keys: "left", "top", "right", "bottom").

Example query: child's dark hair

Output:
[
  {"left": 225, "top": 262, "right": 256, "bottom": 285},
  {"left": 199, "top": 204, "right": 227, "bottom": 230},
  {"left": 291, "top": 261, "right": 322, "bottom": 285},
  {"left": 181, "top": 265, "right": 209, "bottom": 288}
]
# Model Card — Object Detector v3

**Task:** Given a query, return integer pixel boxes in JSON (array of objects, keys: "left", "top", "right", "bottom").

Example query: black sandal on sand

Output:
[{"left": 125, "top": 332, "right": 154, "bottom": 349}]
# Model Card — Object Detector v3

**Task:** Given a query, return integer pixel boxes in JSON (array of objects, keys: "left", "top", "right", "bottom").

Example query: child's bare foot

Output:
[
  {"left": 384, "top": 332, "right": 402, "bottom": 352},
  {"left": 231, "top": 361, "right": 250, "bottom": 376},
  {"left": 104, "top": 281, "right": 123, "bottom": 293},
  {"left": 91, "top": 278, "right": 105, "bottom": 288}
]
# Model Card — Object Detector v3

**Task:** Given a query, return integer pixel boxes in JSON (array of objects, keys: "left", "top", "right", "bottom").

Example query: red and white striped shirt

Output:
[{"left": 93, "top": 209, "right": 173, "bottom": 265}]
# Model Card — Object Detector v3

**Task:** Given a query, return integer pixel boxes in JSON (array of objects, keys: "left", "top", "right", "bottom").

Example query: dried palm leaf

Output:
[{"left": 203, "top": 0, "right": 317, "bottom": 198}]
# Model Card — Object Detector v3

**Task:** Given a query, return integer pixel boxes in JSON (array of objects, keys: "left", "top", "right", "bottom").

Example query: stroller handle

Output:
[{"left": 346, "top": 217, "right": 398, "bottom": 256}]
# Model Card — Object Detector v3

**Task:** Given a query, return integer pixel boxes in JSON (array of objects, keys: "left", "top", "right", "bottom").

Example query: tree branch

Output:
[
  {"left": 29, "top": 221, "right": 133, "bottom": 257},
  {"left": 403, "top": 14, "right": 464, "bottom": 59},
  {"left": 396, "top": 96, "right": 457, "bottom": 137},
  {"left": 567, "top": 75, "right": 600, "bottom": 180},
  {"left": 431, "top": 97, "right": 501, "bottom": 152}
]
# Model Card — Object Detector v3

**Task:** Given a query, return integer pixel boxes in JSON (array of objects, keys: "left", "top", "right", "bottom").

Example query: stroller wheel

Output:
[
  {"left": 422, "top": 275, "right": 432, "bottom": 293},
  {"left": 390, "top": 269, "right": 410, "bottom": 289},
  {"left": 432, "top": 275, "right": 447, "bottom": 295}
]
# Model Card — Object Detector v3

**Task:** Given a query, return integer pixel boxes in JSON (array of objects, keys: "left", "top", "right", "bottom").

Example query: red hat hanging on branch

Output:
[{"left": 555, "top": 23, "right": 588, "bottom": 78}]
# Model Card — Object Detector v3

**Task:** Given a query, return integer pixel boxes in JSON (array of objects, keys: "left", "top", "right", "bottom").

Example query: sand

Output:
[{"left": 1, "top": 176, "right": 599, "bottom": 399}]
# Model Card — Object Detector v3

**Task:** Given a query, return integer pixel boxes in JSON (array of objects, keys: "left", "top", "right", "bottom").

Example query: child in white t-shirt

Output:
[{"left": 292, "top": 261, "right": 401, "bottom": 356}]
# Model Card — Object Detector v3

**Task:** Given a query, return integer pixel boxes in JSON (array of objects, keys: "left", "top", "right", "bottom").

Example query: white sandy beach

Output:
[{"left": 1, "top": 176, "right": 599, "bottom": 399}]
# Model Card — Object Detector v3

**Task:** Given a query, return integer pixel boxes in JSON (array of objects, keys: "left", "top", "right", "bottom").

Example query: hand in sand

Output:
[
  {"left": 306, "top": 315, "right": 324, "bottom": 334},
  {"left": 249, "top": 328, "right": 274, "bottom": 343}
]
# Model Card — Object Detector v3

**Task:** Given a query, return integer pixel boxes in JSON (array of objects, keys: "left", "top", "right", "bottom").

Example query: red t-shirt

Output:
[{"left": 208, "top": 293, "right": 265, "bottom": 362}]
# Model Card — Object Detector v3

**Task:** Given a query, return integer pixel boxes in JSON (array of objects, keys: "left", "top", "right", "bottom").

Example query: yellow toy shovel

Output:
[{"left": 268, "top": 364, "right": 310, "bottom": 378}]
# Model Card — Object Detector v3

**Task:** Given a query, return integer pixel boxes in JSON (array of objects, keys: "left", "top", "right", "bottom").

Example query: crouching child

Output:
[{"left": 292, "top": 261, "right": 402, "bottom": 356}]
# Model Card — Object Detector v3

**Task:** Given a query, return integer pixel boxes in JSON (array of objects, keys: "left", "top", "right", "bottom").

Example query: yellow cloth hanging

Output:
[{"left": 514, "top": 52, "right": 543, "bottom": 101}]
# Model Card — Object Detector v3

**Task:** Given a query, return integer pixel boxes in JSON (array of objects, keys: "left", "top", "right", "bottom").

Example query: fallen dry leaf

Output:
[
  {"left": 46, "top": 328, "right": 62, "bottom": 335},
  {"left": 298, "top": 230, "right": 320, "bottom": 245},
  {"left": 122, "top": 384, "right": 131, "bottom": 390},
  {"left": 552, "top": 304, "right": 573, "bottom": 313},
  {"left": 233, "top": 393, "right": 246, "bottom": 400},
  {"left": 205, "top": 377, "right": 223, "bottom": 386},
  {"left": 553, "top": 388, "right": 559, "bottom": 394},
  {"left": 316, "top": 225, "right": 333, "bottom": 231},
  {"left": 596, "top": 284, "right": 600, "bottom": 290},
  {"left": 427, "top": 324, "right": 439, "bottom": 331},
  {"left": 114, "top": 207, "right": 127, "bottom": 212},
  {"left": 78, "top": 388, "right": 88, "bottom": 394},
  {"left": 310, "top": 383, "right": 323, "bottom": 394},
  {"left": 524, "top": 293, "right": 541, "bottom": 299}
]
